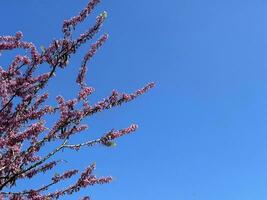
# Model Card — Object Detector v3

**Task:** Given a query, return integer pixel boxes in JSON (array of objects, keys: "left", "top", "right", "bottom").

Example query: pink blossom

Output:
[{"left": 0, "top": 0, "right": 154, "bottom": 199}]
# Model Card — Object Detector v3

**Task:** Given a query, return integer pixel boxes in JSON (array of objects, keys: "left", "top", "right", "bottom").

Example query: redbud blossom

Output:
[{"left": 0, "top": 0, "right": 154, "bottom": 199}]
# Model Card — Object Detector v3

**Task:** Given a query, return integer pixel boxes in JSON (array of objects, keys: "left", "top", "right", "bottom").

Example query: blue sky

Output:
[{"left": 2, "top": 0, "right": 267, "bottom": 199}]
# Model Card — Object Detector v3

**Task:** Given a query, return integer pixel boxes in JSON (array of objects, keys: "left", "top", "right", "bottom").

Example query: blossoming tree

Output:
[{"left": 0, "top": 0, "right": 154, "bottom": 199}]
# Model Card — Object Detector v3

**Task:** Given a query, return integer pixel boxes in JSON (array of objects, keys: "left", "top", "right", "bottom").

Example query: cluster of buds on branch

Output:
[
  {"left": 0, "top": 0, "right": 154, "bottom": 200},
  {"left": 0, "top": 0, "right": 154, "bottom": 199}
]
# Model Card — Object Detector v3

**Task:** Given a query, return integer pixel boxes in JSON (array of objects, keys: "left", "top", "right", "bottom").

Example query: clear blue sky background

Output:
[{"left": 2, "top": 0, "right": 267, "bottom": 199}]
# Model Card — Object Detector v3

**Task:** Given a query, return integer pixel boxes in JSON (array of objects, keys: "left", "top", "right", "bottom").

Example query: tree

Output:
[{"left": 0, "top": 0, "right": 154, "bottom": 199}]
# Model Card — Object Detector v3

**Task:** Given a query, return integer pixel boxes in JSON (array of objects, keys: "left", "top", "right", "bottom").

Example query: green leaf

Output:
[
  {"left": 40, "top": 45, "right": 46, "bottom": 53},
  {"left": 105, "top": 141, "right": 117, "bottom": 147}
]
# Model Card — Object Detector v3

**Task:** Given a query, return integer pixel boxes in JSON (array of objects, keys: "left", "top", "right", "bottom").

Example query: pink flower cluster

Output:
[
  {"left": 62, "top": 0, "right": 101, "bottom": 38},
  {"left": 52, "top": 170, "right": 79, "bottom": 183},
  {"left": 77, "top": 34, "right": 109, "bottom": 87},
  {"left": 46, "top": 164, "right": 112, "bottom": 199},
  {"left": 0, "top": 0, "right": 154, "bottom": 199},
  {"left": 101, "top": 124, "right": 138, "bottom": 146}
]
